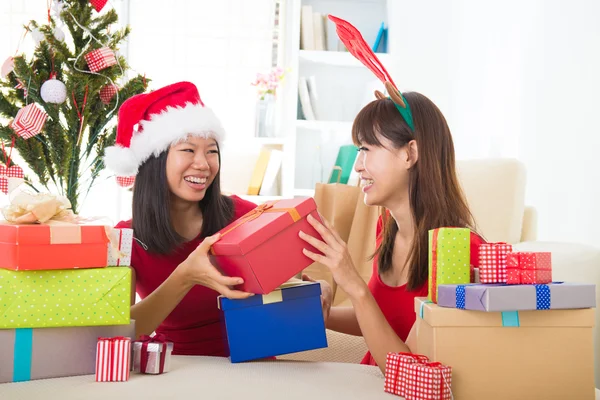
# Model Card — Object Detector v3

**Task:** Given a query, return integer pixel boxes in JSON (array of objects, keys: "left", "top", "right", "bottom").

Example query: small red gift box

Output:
[
  {"left": 99, "top": 84, "right": 118, "bottom": 104},
  {"left": 211, "top": 198, "right": 323, "bottom": 294},
  {"left": 478, "top": 242, "right": 512, "bottom": 283},
  {"left": 95, "top": 337, "right": 131, "bottom": 382},
  {"left": 116, "top": 176, "right": 135, "bottom": 188},
  {"left": 90, "top": 0, "right": 108, "bottom": 12},
  {"left": 506, "top": 251, "right": 552, "bottom": 284},
  {"left": 11, "top": 103, "right": 48, "bottom": 139},
  {"left": 85, "top": 47, "right": 117, "bottom": 72},
  {"left": 0, "top": 164, "right": 24, "bottom": 194},
  {"left": 385, "top": 352, "right": 452, "bottom": 400}
]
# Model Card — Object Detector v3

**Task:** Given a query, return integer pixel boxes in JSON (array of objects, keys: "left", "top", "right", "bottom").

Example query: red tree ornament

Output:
[{"left": 11, "top": 103, "right": 48, "bottom": 139}]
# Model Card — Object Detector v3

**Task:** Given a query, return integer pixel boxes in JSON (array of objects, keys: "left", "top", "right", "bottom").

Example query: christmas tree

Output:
[{"left": 0, "top": 0, "right": 148, "bottom": 213}]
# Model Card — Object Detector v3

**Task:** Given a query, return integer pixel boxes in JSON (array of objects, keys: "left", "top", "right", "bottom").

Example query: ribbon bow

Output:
[
  {"left": 1, "top": 191, "right": 77, "bottom": 224},
  {"left": 210, "top": 201, "right": 301, "bottom": 255},
  {"left": 139, "top": 334, "right": 168, "bottom": 374},
  {"left": 98, "top": 336, "right": 129, "bottom": 342}
]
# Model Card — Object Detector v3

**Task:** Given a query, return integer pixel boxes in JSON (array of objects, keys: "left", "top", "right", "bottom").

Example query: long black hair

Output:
[{"left": 131, "top": 144, "right": 234, "bottom": 254}]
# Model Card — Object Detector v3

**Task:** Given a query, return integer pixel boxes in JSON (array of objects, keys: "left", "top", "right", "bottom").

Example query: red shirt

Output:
[
  {"left": 360, "top": 219, "right": 485, "bottom": 366},
  {"left": 116, "top": 195, "right": 256, "bottom": 356}
]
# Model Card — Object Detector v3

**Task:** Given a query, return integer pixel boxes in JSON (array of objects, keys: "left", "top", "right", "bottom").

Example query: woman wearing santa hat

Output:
[{"left": 104, "top": 81, "right": 257, "bottom": 356}]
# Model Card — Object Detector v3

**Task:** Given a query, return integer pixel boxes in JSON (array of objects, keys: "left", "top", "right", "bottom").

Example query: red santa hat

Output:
[{"left": 104, "top": 81, "right": 225, "bottom": 176}]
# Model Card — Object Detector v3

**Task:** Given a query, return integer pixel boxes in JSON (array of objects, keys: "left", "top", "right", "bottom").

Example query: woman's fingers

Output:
[
  {"left": 211, "top": 272, "right": 244, "bottom": 287},
  {"left": 302, "top": 273, "right": 316, "bottom": 282},
  {"left": 320, "top": 215, "right": 344, "bottom": 244},
  {"left": 195, "top": 233, "right": 221, "bottom": 255},
  {"left": 217, "top": 284, "right": 254, "bottom": 299},
  {"left": 306, "top": 214, "right": 343, "bottom": 251},
  {"left": 302, "top": 247, "right": 329, "bottom": 266},
  {"left": 299, "top": 230, "right": 330, "bottom": 255}
]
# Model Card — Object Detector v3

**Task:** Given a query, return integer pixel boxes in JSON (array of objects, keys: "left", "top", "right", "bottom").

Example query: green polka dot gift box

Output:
[
  {"left": 428, "top": 228, "right": 471, "bottom": 303},
  {"left": 0, "top": 267, "right": 131, "bottom": 329}
]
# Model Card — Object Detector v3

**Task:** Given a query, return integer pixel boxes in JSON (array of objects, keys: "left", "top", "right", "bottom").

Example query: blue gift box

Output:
[{"left": 219, "top": 281, "right": 328, "bottom": 363}]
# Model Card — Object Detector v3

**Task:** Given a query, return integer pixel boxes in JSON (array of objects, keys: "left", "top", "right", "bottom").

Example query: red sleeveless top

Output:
[
  {"left": 116, "top": 195, "right": 257, "bottom": 356},
  {"left": 360, "top": 219, "right": 485, "bottom": 365}
]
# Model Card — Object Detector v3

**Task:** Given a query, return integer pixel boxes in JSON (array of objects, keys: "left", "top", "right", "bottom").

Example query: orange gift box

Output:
[
  {"left": 0, "top": 224, "right": 110, "bottom": 270},
  {"left": 211, "top": 198, "right": 323, "bottom": 294}
]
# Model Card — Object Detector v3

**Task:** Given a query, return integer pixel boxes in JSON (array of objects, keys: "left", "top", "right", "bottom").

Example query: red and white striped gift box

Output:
[
  {"left": 15, "top": 79, "right": 28, "bottom": 98},
  {"left": 11, "top": 103, "right": 48, "bottom": 139},
  {"left": 385, "top": 352, "right": 452, "bottom": 400},
  {"left": 478, "top": 243, "right": 513, "bottom": 283},
  {"left": 95, "top": 337, "right": 131, "bottom": 382},
  {"left": 90, "top": 0, "right": 108, "bottom": 12},
  {"left": 85, "top": 47, "right": 117, "bottom": 73},
  {"left": 99, "top": 84, "right": 118, "bottom": 105},
  {"left": 0, "top": 164, "right": 24, "bottom": 194}
]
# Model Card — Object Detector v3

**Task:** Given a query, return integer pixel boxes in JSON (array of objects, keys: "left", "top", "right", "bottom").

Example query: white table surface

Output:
[
  {"left": 1, "top": 355, "right": 599, "bottom": 400},
  {"left": 0, "top": 355, "right": 392, "bottom": 400}
]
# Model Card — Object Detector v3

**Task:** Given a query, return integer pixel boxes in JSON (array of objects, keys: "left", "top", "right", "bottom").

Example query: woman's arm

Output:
[
  {"left": 350, "top": 288, "right": 411, "bottom": 372},
  {"left": 299, "top": 215, "right": 411, "bottom": 373},
  {"left": 129, "top": 266, "right": 192, "bottom": 339},
  {"left": 326, "top": 306, "right": 363, "bottom": 336},
  {"left": 129, "top": 234, "right": 253, "bottom": 339}
]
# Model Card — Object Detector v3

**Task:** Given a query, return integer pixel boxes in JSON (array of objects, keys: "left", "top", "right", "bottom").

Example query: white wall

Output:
[{"left": 389, "top": 0, "right": 600, "bottom": 247}]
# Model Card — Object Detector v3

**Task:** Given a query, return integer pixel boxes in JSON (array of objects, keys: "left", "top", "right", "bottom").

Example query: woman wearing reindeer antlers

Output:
[{"left": 300, "top": 15, "right": 484, "bottom": 372}]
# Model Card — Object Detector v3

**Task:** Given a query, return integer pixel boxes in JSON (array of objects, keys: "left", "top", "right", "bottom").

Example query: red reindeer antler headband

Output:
[{"left": 328, "top": 15, "right": 414, "bottom": 131}]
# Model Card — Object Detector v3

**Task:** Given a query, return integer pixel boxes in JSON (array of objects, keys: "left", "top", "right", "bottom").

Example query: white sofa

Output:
[{"left": 231, "top": 156, "right": 600, "bottom": 385}]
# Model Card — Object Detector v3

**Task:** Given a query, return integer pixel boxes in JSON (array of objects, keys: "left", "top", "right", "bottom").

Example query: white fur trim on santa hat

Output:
[{"left": 104, "top": 103, "right": 225, "bottom": 176}]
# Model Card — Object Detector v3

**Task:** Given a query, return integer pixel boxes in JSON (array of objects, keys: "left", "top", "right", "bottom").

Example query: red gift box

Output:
[
  {"left": 210, "top": 198, "right": 323, "bottom": 294},
  {"left": 90, "top": 0, "right": 108, "bottom": 12},
  {"left": 99, "top": 84, "right": 118, "bottom": 104},
  {"left": 506, "top": 251, "right": 552, "bottom": 284},
  {"left": 0, "top": 224, "right": 110, "bottom": 270},
  {"left": 0, "top": 164, "right": 24, "bottom": 194},
  {"left": 478, "top": 242, "right": 512, "bottom": 283},
  {"left": 11, "top": 103, "right": 48, "bottom": 139},
  {"left": 85, "top": 47, "right": 117, "bottom": 72},
  {"left": 95, "top": 336, "right": 131, "bottom": 382},
  {"left": 385, "top": 352, "right": 452, "bottom": 400},
  {"left": 116, "top": 176, "right": 135, "bottom": 188}
]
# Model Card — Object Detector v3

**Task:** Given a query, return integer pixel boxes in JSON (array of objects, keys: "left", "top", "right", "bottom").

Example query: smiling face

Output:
[
  {"left": 165, "top": 135, "right": 220, "bottom": 204},
  {"left": 355, "top": 134, "right": 415, "bottom": 208}
]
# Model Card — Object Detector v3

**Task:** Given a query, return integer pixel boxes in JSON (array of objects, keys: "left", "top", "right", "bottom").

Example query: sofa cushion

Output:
[{"left": 457, "top": 158, "right": 526, "bottom": 243}]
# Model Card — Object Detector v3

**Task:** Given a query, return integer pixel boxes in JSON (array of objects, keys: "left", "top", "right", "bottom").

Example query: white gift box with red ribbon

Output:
[{"left": 106, "top": 228, "right": 133, "bottom": 266}]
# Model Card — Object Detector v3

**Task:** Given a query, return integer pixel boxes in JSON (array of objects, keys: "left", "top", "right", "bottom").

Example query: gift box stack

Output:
[
  {"left": 396, "top": 227, "right": 597, "bottom": 400},
  {"left": 0, "top": 210, "right": 136, "bottom": 384},
  {"left": 211, "top": 197, "right": 328, "bottom": 363}
]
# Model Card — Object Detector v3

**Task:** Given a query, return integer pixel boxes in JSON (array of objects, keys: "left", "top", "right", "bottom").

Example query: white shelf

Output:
[
  {"left": 296, "top": 119, "right": 353, "bottom": 131},
  {"left": 238, "top": 195, "right": 286, "bottom": 204},
  {"left": 253, "top": 137, "right": 289, "bottom": 146},
  {"left": 293, "top": 188, "right": 316, "bottom": 198},
  {"left": 299, "top": 50, "right": 391, "bottom": 68}
]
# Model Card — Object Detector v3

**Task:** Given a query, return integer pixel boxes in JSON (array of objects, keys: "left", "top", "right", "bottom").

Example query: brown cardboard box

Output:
[
  {"left": 0, "top": 321, "right": 135, "bottom": 383},
  {"left": 415, "top": 298, "right": 595, "bottom": 400}
]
